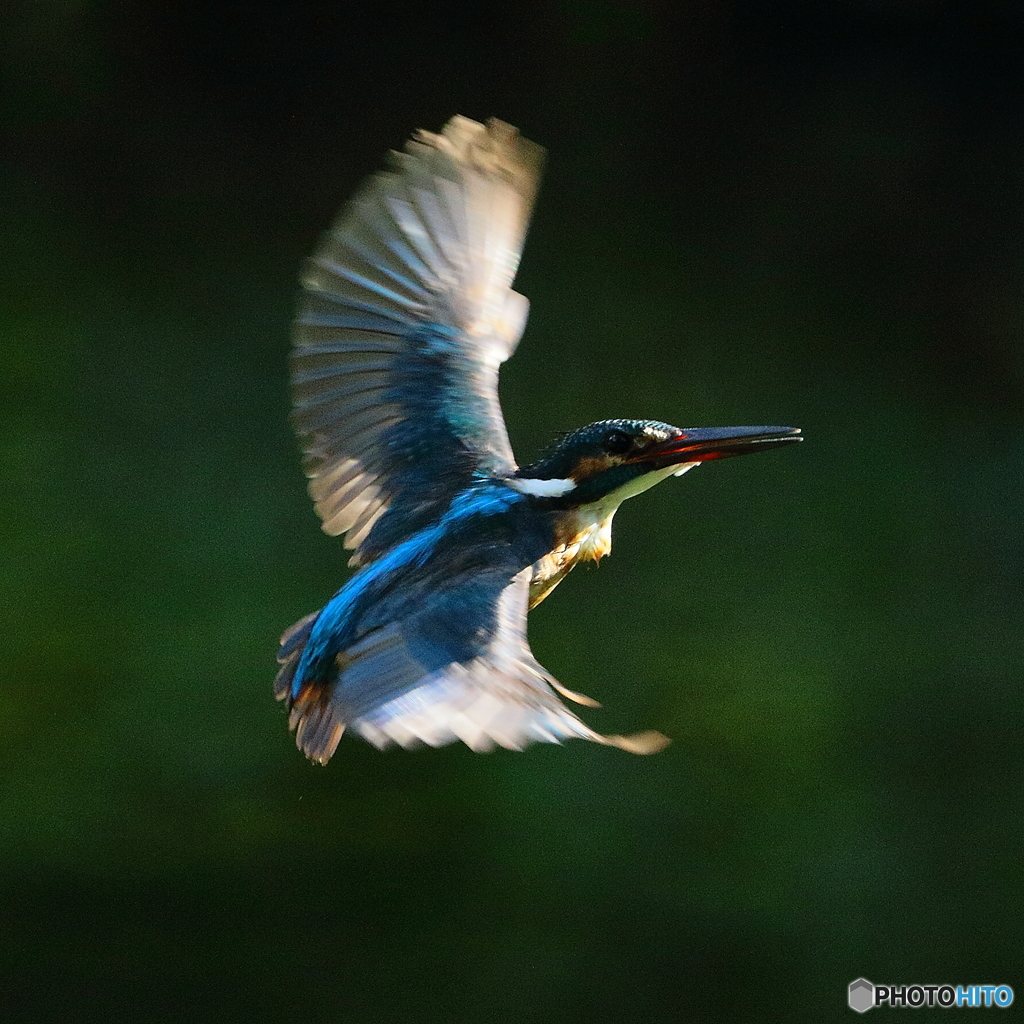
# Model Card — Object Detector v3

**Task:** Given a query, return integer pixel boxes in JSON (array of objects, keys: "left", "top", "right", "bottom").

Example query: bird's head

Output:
[{"left": 512, "top": 418, "right": 802, "bottom": 510}]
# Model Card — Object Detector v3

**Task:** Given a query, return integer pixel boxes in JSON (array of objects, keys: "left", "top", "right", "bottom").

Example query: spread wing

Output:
[
  {"left": 276, "top": 568, "right": 668, "bottom": 761},
  {"left": 291, "top": 116, "right": 544, "bottom": 565}
]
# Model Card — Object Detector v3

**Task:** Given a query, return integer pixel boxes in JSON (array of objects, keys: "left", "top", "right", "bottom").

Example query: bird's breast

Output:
[{"left": 527, "top": 508, "right": 615, "bottom": 607}]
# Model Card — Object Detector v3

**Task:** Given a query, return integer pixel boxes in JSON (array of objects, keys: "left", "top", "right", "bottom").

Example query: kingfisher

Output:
[{"left": 275, "top": 116, "right": 801, "bottom": 763}]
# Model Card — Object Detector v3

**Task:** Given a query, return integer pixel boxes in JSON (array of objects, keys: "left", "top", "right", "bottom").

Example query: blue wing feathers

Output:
[
  {"left": 336, "top": 223, "right": 437, "bottom": 295},
  {"left": 307, "top": 460, "right": 370, "bottom": 505},
  {"left": 295, "top": 291, "right": 410, "bottom": 333},
  {"left": 314, "top": 248, "right": 430, "bottom": 307},
  {"left": 290, "top": 117, "right": 541, "bottom": 562},
  {"left": 380, "top": 194, "right": 448, "bottom": 275},
  {"left": 301, "top": 262, "right": 424, "bottom": 322},
  {"left": 292, "top": 361, "right": 394, "bottom": 393}
]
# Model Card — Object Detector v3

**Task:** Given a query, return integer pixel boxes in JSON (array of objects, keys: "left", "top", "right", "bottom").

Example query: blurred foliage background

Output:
[{"left": 3, "top": 0, "right": 1023, "bottom": 1020}]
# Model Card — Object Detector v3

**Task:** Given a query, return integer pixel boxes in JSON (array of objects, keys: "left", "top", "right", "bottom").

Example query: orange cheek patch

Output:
[{"left": 571, "top": 454, "right": 617, "bottom": 480}]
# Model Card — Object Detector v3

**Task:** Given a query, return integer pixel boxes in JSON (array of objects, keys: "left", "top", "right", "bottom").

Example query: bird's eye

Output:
[{"left": 603, "top": 430, "right": 633, "bottom": 455}]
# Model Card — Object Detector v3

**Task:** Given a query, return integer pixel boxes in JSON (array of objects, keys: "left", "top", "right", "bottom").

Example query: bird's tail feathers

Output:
[
  {"left": 288, "top": 686, "right": 346, "bottom": 766},
  {"left": 274, "top": 610, "right": 347, "bottom": 764},
  {"left": 273, "top": 610, "right": 318, "bottom": 701}
]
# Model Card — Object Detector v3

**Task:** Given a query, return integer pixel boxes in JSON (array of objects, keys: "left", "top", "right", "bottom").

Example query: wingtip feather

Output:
[{"left": 600, "top": 730, "right": 672, "bottom": 755}]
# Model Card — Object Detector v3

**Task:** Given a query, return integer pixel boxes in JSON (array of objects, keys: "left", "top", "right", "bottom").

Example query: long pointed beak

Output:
[{"left": 633, "top": 426, "right": 802, "bottom": 468}]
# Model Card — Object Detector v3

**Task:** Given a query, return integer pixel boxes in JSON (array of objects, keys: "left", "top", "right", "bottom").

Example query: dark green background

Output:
[{"left": 3, "top": 1, "right": 1022, "bottom": 1020}]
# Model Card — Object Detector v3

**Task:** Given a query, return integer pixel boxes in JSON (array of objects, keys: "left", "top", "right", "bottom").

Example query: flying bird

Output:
[{"left": 276, "top": 116, "right": 801, "bottom": 763}]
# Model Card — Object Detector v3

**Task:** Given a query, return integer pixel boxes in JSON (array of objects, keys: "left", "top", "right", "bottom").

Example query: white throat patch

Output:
[
  {"left": 572, "top": 461, "right": 699, "bottom": 560},
  {"left": 603, "top": 460, "right": 697, "bottom": 504}
]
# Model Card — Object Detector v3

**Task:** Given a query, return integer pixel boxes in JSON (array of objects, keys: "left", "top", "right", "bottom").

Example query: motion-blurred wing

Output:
[
  {"left": 276, "top": 569, "right": 668, "bottom": 762},
  {"left": 292, "top": 116, "right": 543, "bottom": 564}
]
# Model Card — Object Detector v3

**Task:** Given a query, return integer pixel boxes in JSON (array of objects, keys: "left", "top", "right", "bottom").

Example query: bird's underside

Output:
[
  {"left": 274, "top": 470, "right": 671, "bottom": 762},
  {"left": 275, "top": 115, "right": 801, "bottom": 763}
]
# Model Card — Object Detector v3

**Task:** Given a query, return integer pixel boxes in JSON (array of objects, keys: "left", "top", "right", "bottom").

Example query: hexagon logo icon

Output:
[{"left": 849, "top": 978, "right": 874, "bottom": 1013}]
